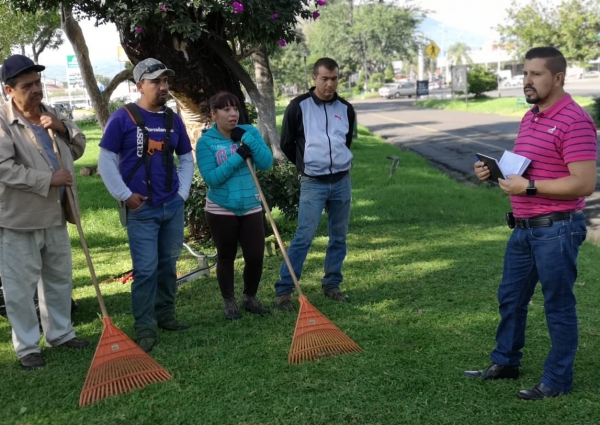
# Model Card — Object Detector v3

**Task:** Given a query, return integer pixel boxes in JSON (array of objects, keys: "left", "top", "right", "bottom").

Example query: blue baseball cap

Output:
[{"left": 1, "top": 55, "right": 45, "bottom": 83}]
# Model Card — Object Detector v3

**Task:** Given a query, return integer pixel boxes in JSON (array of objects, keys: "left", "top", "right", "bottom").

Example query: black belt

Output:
[{"left": 514, "top": 211, "right": 580, "bottom": 229}]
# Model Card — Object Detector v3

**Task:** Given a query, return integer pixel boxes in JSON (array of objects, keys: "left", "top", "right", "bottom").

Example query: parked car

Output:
[
  {"left": 583, "top": 70, "right": 600, "bottom": 78},
  {"left": 429, "top": 81, "right": 441, "bottom": 90},
  {"left": 378, "top": 82, "right": 416, "bottom": 99},
  {"left": 52, "top": 102, "right": 74, "bottom": 119}
]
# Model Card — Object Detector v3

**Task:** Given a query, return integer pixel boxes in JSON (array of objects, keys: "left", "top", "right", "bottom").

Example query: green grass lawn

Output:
[
  {"left": 416, "top": 96, "right": 597, "bottom": 122},
  {"left": 2, "top": 122, "right": 600, "bottom": 424}
]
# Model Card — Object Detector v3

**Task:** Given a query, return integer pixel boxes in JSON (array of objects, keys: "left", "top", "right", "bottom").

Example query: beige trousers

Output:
[{"left": 0, "top": 225, "right": 75, "bottom": 358}]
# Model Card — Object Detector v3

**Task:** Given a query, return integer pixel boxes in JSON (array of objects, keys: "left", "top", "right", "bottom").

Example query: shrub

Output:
[
  {"left": 468, "top": 66, "right": 498, "bottom": 98},
  {"left": 385, "top": 64, "right": 395, "bottom": 82},
  {"left": 370, "top": 73, "right": 385, "bottom": 84},
  {"left": 245, "top": 102, "right": 258, "bottom": 125},
  {"left": 184, "top": 172, "right": 211, "bottom": 241},
  {"left": 256, "top": 160, "right": 300, "bottom": 220}
]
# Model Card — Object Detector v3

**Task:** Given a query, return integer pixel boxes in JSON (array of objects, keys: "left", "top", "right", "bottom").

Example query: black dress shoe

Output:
[
  {"left": 517, "top": 382, "right": 561, "bottom": 400},
  {"left": 463, "top": 363, "right": 520, "bottom": 380}
]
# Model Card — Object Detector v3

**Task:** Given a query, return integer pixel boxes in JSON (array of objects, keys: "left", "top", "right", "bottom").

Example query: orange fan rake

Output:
[
  {"left": 50, "top": 130, "right": 172, "bottom": 406},
  {"left": 79, "top": 317, "right": 171, "bottom": 406},
  {"left": 245, "top": 158, "right": 362, "bottom": 365}
]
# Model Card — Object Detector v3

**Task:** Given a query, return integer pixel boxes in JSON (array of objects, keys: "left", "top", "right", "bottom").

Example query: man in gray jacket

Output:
[
  {"left": 274, "top": 57, "right": 356, "bottom": 310},
  {"left": 0, "top": 55, "right": 89, "bottom": 370}
]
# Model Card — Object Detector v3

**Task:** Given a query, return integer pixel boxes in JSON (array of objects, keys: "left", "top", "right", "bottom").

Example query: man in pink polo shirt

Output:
[{"left": 465, "top": 47, "right": 597, "bottom": 400}]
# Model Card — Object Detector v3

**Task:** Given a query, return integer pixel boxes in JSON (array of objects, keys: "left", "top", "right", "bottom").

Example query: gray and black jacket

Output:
[{"left": 280, "top": 88, "right": 355, "bottom": 182}]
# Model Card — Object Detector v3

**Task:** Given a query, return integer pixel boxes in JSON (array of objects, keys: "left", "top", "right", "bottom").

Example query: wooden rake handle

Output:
[
  {"left": 49, "top": 129, "right": 109, "bottom": 318},
  {"left": 245, "top": 157, "right": 304, "bottom": 297}
]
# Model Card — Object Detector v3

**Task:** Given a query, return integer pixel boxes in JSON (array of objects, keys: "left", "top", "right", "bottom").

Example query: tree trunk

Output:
[
  {"left": 61, "top": 6, "right": 132, "bottom": 130},
  {"left": 250, "top": 46, "right": 284, "bottom": 162},
  {"left": 119, "top": 25, "right": 251, "bottom": 149}
]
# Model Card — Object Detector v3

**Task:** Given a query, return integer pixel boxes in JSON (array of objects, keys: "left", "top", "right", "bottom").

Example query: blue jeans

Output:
[
  {"left": 275, "top": 174, "right": 352, "bottom": 296},
  {"left": 490, "top": 211, "right": 586, "bottom": 393},
  {"left": 126, "top": 195, "right": 184, "bottom": 339}
]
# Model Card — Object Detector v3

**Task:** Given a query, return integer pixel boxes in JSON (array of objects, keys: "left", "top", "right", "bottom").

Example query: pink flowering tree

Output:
[{"left": 9, "top": 0, "right": 318, "bottom": 156}]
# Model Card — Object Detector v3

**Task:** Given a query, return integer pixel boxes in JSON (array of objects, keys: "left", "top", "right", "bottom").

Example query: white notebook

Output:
[{"left": 476, "top": 151, "right": 531, "bottom": 183}]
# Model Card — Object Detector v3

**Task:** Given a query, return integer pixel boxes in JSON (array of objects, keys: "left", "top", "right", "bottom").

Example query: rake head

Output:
[
  {"left": 288, "top": 296, "right": 362, "bottom": 365},
  {"left": 79, "top": 317, "right": 172, "bottom": 407}
]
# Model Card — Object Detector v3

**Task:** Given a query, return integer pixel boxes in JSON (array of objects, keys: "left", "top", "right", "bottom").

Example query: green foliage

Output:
[
  {"left": 384, "top": 63, "right": 395, "bottom": 82},
  {"left": 370, "top": 72, "right": 384, "bottom": 84},
  {"left": 245, "top": 102, "right": 258, "bottom": 125},
  {"left": 307, "top": 2, "right": 423, "bottom": 78},
  {"left": 184, "top": 172, "right": 210, "bottom": 241},
  {"left": 358, "top": 71, "right": 366, "bottom": 90},
  {"left": 468, "top": 66, "right": 498, "bottom": 97},
  {"left": 447, "top": 42, "right": 473, "bottom": 66},
  {"left": 498, "top": 0, "right": 600, "bottom": 65},
  {"left": 256, "top": 160, "right": 300, "bottom": 220},
  {"left": 593, "top": 97, "right": 600, "bottom": 123},
  {"left": 0, "top": 5, "right": 62, "bottom": 62},
  {"left": 11, "top": 0, "right": 314, "bottom": 51}
]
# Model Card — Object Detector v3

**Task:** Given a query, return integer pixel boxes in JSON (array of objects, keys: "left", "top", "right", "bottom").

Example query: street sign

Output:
[
  {"left": 451, "top": 65, "right": 468, "bottom": 92},
  {"left": 416, "top": 80, "right": 429, "bottom": 96},
  {"left": 425, "top": 41, "right": 441, "bottom": 60},
  {"left": 67, "top": 55, "right": 79, "bottom": 69}
]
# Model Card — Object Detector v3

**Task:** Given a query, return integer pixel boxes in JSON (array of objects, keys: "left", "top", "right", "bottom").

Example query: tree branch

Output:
[{"left": 102, "top": 68, "right": 133, "bottom": 101}]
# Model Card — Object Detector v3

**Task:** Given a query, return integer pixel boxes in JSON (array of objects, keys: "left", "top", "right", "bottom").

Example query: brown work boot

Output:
[
  {"left": 324, "top": 289, "right": 347, "bottom": 302},
  {"left": 273, "top": 294, "right": 294, "bottom": 311},
  {"left": 241, "top": 295, "right": 270, "bottom": 316},
  {"left": 223, "top": 297, "right": 241, "bottom": 320},
  {"left": 20, "top": 352, "right": 45, "bottom": 370}
]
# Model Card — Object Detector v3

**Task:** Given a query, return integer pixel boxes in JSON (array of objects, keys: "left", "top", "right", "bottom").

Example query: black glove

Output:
[
  {"left": 236, "top": 144, "right": 252, "bottom": 160},
  {"left": 230, "top": 127, "right": 247, "bottom": 142}
]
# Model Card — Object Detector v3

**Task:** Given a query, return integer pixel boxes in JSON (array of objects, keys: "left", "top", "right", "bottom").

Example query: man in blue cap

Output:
[{"left": 0, "top": 54, "right": 89, "bottom": 370}]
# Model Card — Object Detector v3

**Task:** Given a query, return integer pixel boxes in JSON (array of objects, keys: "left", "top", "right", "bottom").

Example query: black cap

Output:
[{"left": 1, "top": 55, "right": 45, "bottom": 83}]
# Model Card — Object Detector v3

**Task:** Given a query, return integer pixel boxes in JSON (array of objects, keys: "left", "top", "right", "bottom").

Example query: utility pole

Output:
[
  {"left": 362, "top": 35, "right": 368, "bottom": 92},
  {"left": 418, "top": 43, "right": 425, "bottom": 82}
]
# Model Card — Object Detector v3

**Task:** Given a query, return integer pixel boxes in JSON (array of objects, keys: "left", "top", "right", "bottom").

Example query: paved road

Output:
[{"left": 355, "top": 97, "right": 600, "bottom": 243}]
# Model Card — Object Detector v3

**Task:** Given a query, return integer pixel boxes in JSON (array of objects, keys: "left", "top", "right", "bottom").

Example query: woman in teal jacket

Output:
[{"left": 196, "top": 92, "right": 273, "bottom": 320}]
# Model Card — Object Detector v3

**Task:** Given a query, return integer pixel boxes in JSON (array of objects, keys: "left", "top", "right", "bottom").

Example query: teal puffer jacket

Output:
[{"left": 195, "top": 124, "right": 273, "bottom": 215}]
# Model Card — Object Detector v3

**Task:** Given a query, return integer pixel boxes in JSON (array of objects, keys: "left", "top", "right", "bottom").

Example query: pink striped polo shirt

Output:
[{"left": 511, "top": 93, "right": 597, "bottom": 218}]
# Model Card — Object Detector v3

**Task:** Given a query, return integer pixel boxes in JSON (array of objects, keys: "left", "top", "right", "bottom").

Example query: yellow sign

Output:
[
  {"left": 425, "top": 41, "right": 441, "bottom": 60},
  {"left": 117, "top": 46, "right": 129, "bottom": 63}
]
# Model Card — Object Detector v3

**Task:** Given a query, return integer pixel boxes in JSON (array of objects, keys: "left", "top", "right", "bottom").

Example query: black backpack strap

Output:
[
  {"left": 122, "top": 103, "right": 153, "bottom": 201},
  {"left": 163, "top": 107, "right": 175, "bottom": 192}
]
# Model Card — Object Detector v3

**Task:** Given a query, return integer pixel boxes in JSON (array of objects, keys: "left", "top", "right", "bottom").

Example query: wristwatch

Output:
[{"left": 526, "top": 180, "right": 537, "bottom": 196}]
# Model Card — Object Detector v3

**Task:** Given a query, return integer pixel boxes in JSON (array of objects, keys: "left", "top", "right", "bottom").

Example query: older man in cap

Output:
[
  {"left": 0, "top": 54, "right": 89, "bottom": 370},
  {"left": 98, "top": 58, "right": 194, "bottom": 353}
]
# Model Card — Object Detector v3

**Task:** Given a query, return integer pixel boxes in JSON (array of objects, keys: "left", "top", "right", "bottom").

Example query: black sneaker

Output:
[
  {"left": 54, "top": 337, "right": 91, "bottom": 349},
  {"left": 223, "top": 297, "right": 241, "bottom": 320},
  {"left": 324, "top": 289, "right": 347, "bottom": 302},
  {"left": 158, "top": 319, "right": 190, "bottom": 331},
  {"left": 241, "top": 295, "right": 270, "bottom": 316},
  {"left": 20, "top": 352, "right": 45, "bottom": 370},
  {"left": 273, "top": 294, "right": 294, "bottom": 311},
  {"left": 136, "top": 337, "right": 158, "bottom": 353}
]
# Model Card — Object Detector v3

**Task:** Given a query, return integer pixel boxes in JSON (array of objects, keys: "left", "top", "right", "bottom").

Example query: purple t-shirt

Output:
[{"left": 100, "top": 106, "right": 192, "bottom": 206}]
